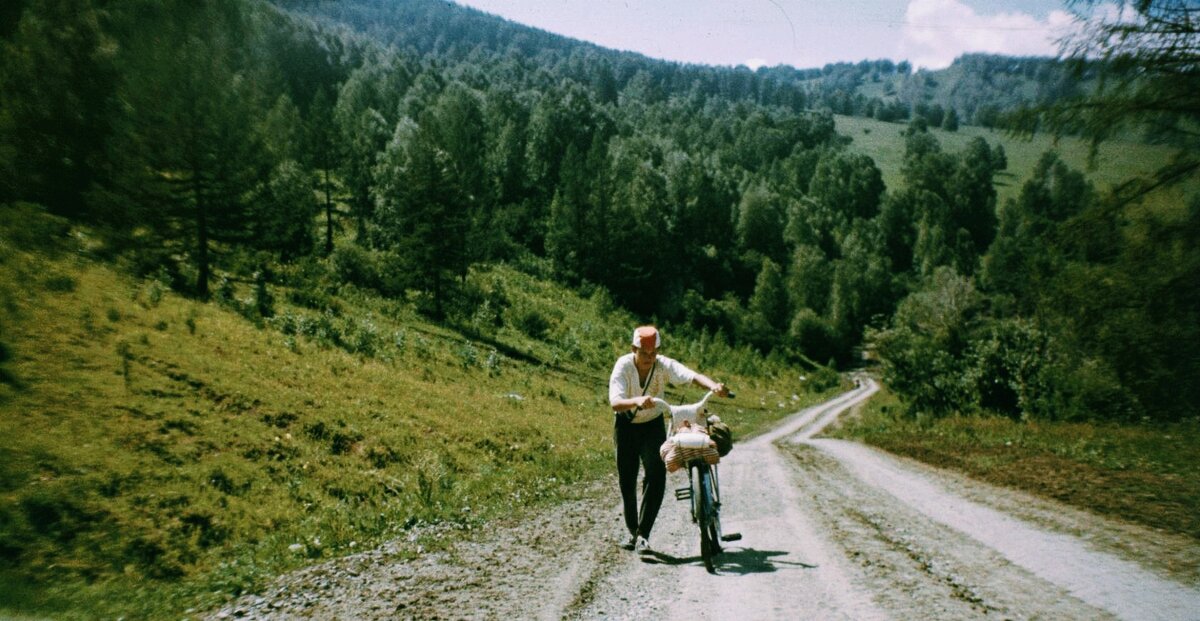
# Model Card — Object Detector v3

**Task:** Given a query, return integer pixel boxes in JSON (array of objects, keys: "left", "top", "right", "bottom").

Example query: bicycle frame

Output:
[{"left": 657, "top": 391, "right": 736, "bottom": 573}]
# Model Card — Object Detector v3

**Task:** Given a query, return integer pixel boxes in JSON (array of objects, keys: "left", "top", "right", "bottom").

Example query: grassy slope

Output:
[
  {"left": 828, "top": 387, "right": 1200, "bottom": 542},
  {"left": 835, "top": 114, "right": 1190, "bottom": 209},
  {"left": 0, "top": 214, "right": 834, "bottom": 619}
]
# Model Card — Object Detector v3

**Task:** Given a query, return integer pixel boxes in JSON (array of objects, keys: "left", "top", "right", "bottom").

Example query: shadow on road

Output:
[{"left": 641, "top": 547, "right": 817, "bottom": 575}]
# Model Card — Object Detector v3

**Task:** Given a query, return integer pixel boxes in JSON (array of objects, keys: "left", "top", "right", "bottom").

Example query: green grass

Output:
[
  {"left": 835, "top": 114, "right": 1191, "bottom": 209},
  {"left": 0, "top": 210, "right": 837, "bottom": 619},
  {"left": 827, "top": 387, "right": 1200, "bottom": 541}
]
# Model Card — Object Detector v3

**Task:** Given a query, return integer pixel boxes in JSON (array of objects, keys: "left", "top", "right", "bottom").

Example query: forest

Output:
[{"left": 1, "top": 0, "right": 1196, "bottom": 422}]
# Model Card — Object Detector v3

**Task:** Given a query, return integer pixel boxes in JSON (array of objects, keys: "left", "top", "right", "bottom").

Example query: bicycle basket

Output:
[{"left": 708, "top": 420, "right": 733, "bottom": 456}]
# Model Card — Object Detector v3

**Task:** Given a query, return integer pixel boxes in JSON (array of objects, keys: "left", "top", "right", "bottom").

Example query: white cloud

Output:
[
  {"left": 898, "top": 0, "right": 1082, "bottom": 69},
  {"left": 743, "top": 58, "right": 768, "bottom": 71}
]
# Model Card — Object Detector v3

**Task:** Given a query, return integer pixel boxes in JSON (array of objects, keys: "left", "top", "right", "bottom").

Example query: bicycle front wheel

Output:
[{"left": 697, "top": 465, "right": 717, "bottom": 573}]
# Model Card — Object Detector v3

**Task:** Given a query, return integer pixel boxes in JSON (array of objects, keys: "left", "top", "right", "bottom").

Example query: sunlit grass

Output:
[
  {"left": 835, "top": 114, "right": 1191, "bottom": 209},
  {"left": 0, "top": 217, "right": 833, "bottom": 619}
]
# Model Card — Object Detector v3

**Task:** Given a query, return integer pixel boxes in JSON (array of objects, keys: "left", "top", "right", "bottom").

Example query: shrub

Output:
[
  {"left": 42, "top": 273, "right": 77, "bottom": 292},
  {"left": 297, "top": 310, "right": 341, "bottom": 349},
  {"left": 328, "top": 245, "right": 381, "bottom": 291},
  {"left": 512, "top": 307, "right": 551, "bottom": 340},
  {"left": 966, "top": 318, "right": 1052, "bottom": 419},
  {"left": 268, "top": 311, "right": 298, "bottom": 336},
  {"left": 287, "top": 286, "right": 339, "bottom": 313},
  {"left": 485, "top": 349, "right": 501, "bottom": 376},
  {"left": 1046, "top": 357, "right": 1139, "bottom": 422},
  {"left": 804, "top": 362, "right": 841, "bottom": 393},
  {"left": 145, "top": 280, "right": 164, "bottom": 308},
  {"left": 253, "top": 271, "right": 275, "bottom": 319},
  {"left": 120, "top": 245, "right": 178, "bottom": 283},
  {"left": 787, "top": 308, "right": 841, "bottom": 365},
  {"left": 458, "top": 342, "right": 479, "bottom": 368},
  {"left": 343, "top": 317, "right": 380, "bottom": 357},
  {"left": 215, "top": 276, "right": 236, "bottom": 307}
]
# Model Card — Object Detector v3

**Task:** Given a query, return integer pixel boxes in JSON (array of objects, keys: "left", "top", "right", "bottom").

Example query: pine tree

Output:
[
  {"left": 0, "top": 0, "right": 117, "bottom": 216},
  {"left": 102, "top": 0, "right": 269, "bottom": 297},
  {"left": 374, "top": 122, "right": 468, "bottom": 319}
]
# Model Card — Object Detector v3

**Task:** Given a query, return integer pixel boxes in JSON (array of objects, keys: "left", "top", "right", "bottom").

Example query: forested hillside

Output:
[
  {"left": 1, "top": 0, "right": 1197, "bottom": 616},
  {"left": 2, "top": 0, "right": 1195, "bottom": 420}
]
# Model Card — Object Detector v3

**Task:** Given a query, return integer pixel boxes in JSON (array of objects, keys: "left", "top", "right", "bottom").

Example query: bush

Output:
[
  {"left": 512, "top": 307, "right": 551, "bottom": 340},
  {"left": 804, "top": 362, "right": 841, "bottom": 393},
  {"left": 966, "top": 318, "right": 1050, "bottom": 419},
  {"left": 872, "top": 323, "right": 977, "bottom": 417},
  {"left": 787, "top": 309, "right": 842, "bottom": 365},
  {"left": 343, "top": 316, "right": 381, "bottom": 357},
  {"left": 253, "top": 271, "right": 275, "bottom": 318},
  {"left": 1047, "top": 357, "right": 1139, "bottom": 422},
  {"left": 42, "top": 273, "right": 77, "bottom": 292},
  {"left": 287, "top": 285, "right": 341, "bottom": 313},
  {"left": 328, "top": 244, "right": 381, "bottom": 291}
]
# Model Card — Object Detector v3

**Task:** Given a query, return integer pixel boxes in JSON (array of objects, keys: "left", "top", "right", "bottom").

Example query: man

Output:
[{"left": 609, "top": 325, "right": 728, "bottom": 556}]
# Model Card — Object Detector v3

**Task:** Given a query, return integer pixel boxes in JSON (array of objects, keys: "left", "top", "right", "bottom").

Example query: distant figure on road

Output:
[{"left": 608, "top": 325, "right": 728, "bottom": 556}]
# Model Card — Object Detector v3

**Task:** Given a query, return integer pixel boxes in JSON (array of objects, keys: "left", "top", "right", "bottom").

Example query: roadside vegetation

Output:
[{"left": 830, "top": 387, "right": 1200, "bottom": 540}]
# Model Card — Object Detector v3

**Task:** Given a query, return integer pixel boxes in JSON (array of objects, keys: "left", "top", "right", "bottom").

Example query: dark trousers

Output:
[{"left": 614, "top": 414, "right": 667, "bottom": 539}]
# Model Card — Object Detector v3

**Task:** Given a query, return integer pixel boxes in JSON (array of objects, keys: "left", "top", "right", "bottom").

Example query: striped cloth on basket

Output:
[{"left": 660, "top": 436, "right": 720, "bottom": 473}]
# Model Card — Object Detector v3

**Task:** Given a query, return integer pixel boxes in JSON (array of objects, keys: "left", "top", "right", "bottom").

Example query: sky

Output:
[{"left": 449, "top": 0, "right": 1091, "bottom": 71}]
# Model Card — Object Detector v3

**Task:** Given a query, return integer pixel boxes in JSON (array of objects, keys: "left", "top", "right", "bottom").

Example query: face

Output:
[{"left": 633, "top": 344, "right": 658, "bottom": 365}]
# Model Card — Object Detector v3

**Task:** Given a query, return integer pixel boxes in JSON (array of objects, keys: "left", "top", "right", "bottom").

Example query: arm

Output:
[
  {"left": 691, "top": 374, "right": 729, "bottom": 398},
  {"left": 612, "top": 395, "right": 656, "bottom": 414}
]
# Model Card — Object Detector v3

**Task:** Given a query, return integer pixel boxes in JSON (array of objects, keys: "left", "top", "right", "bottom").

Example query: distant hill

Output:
[{"left": 277, "top": 1, "right": 1083, "bottom": 130}]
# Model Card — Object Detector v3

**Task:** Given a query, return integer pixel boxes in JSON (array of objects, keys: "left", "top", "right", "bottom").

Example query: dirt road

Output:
[{"left": 210, "top": 379, "right": 1200, "bottom": 620}]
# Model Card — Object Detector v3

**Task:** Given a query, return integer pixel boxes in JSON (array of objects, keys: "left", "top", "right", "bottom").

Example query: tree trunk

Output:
[
  {"left": 195, "top": 184, "right": 210, "bottom": 299},
  {"left": 324, "top": 167, "right": 334, "bottom": 255}
]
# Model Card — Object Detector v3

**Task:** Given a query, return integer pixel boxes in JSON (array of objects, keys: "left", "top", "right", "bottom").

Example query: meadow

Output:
[{"left": 835, "top": 114, "right": 1191, "bottom": 209}]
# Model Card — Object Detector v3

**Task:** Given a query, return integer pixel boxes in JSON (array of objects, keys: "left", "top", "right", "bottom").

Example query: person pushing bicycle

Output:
[{"left": 609, "top": 325, "right": 729, "bottom": 556}]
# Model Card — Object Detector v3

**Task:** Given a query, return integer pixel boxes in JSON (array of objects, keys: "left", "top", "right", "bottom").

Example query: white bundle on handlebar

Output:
[{"left": 652, "top": 390, "right": 715, "bottom": 435}]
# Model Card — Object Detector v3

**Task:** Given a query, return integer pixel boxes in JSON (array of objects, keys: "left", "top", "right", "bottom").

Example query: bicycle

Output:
[{"left": 654, "top": 391, "right": 741, "bottom": 573}]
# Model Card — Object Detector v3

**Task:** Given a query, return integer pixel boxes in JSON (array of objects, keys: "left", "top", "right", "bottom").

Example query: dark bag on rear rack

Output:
[{"left": 708, "top": 420, "right": 733, "bottom": 456}]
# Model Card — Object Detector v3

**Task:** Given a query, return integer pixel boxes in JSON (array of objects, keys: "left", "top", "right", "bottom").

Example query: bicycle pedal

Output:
[
  {"left": 674, "top": 487, "right": 692, "bottom": 500},
  {"left": 721, "top": 532, "right": 742, "bottom": 542}
]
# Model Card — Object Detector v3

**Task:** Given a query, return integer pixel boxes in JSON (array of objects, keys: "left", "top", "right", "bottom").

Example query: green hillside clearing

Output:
[
  {"left": 0, "top": 212, "right": 834, "bottom": 619},
  {"left": 836, "top": 114, "right": 1190, "bottom": 208}
]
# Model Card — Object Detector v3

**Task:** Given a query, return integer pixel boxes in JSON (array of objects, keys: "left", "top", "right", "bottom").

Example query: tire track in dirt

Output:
[{"left": 789, "top": 377, "right": 1200, "bottom": 621}]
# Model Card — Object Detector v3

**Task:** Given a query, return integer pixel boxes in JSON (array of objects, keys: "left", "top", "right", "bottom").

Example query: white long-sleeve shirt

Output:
[{"left": 609, "top": 353, "right": 697, "bottom": 424}]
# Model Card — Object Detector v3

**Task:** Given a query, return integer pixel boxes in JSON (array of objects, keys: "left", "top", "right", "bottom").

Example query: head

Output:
[{"left": 631, "top": 325, "right": 660, "bottom": 364}]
